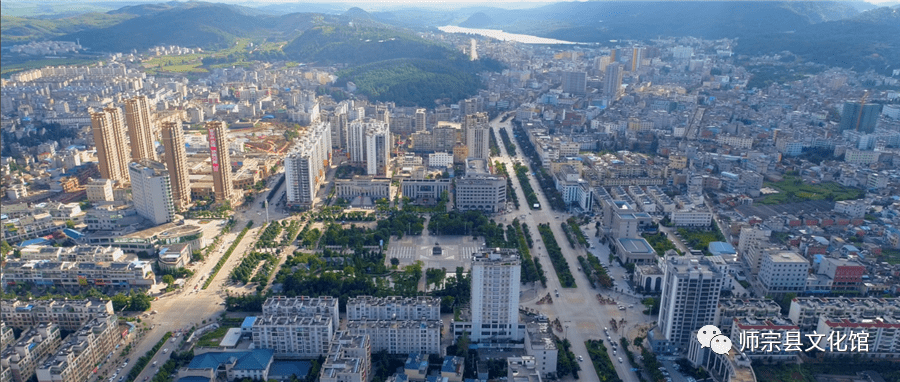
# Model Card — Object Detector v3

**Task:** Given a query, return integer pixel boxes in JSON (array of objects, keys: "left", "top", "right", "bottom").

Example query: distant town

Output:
[{"left": 2, "top": 8, "right": 900, "bottom": 382}]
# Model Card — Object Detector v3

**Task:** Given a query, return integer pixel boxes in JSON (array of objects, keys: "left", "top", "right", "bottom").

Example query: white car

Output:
[{"left": 618, "top": 357, "right": 623, "bottom": 363}]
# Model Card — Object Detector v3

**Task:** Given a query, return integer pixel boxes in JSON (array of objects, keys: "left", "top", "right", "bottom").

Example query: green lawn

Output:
[
  {"left": 642, "top": 232, "right": 680, "bottom": 256},
  {"left": 758, "top": 175, "right": 863, "bottom": 205},
  {"left": 195, "top": 325, "right": 236, "bottom": 347},
  {"left": 881, "top": 248, "right": 900, "bottom": 265},
  {"left": 676, "top": 227, "right": 725, "bottom": 255}
]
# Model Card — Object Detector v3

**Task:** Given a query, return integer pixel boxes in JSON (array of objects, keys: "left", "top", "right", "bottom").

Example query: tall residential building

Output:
[
  {"left": 285, "top": 121, "right": 332, "bottom": 207},
  {"left": 469, "top": 38, "right": 478, "bottom": 61},
  {"left": 90, "top": 107, "right": 130, "bottom": 182},
  {"left": 1, "top": 300, "right": 114, "bottom": 331},
  {"left": 630, "top": 46, "right": 644, "bottom": 72},
  {"left": 124, "top": 95, "right": 156, "bottom": 162},
  {"left": 652, "top": 256, "right": 723, "bottom": 354},
  {"left": 757, "top": 251, "right": 808, "bottom": 298},
  {"left": 348, "top": 120, "right": 386, "bottom": 165},
  {"left": 252, "top": 297, "right": 340, "bottom": 358},
  {"left": 206, "top": 121, "right": 234, "bottom": 205},
  {"left": 561, "top": 71, "right": 586, "bottom": 95},
  {"left": 160, "top": 121, "right": 190, "bottom": 210},
  {"left": 603, "top": 64, "right": 623, "bottom": 100},
  {"left": 128, "top": 160, "right": 175, "bottom": 226},
  {"left": 1, "top": 323, "right": 62, "bottom": 382},
  {"left": 839, "top": 102, "right": 883, "bottom": 133},
  {"left": 415, "top": 109, "right": 427, "bottom": 131},
  {"left": 464, "top": 113, "right": 490, "bottom": 160},
  {"left": 346, "top": 296, "right": 441, "bottom": 321},
  {"left": 738, "top": 225, "right": 772, "bottom": 275},
  {"left": 456, "top": 248, "right": 523, "bottom": 341},
  {"left": 365, "top": 122, "right": 391, "bottom": 176},
  {"left": 35, "top": 314, "right": 118, "bottom": 382},
  {"left": 319, "top": 332, "right": 372, "bottom": 382}
]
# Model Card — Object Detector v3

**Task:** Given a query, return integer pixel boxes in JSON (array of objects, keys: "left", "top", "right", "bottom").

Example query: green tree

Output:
[
  {"left": 65, "top": 220, "right": 76, "bottom": 229},
  {"left": 129, "top": 293, "right": 152, "bottom": 311},
  {"left": 163, "top": 275, "right": 175, "bottom": 286},
  {"left": 111, "top": 293, "right": 130, "bottom": 311},
  {"left": 390, "top": 257, "right": 400, "bottom": 267}
]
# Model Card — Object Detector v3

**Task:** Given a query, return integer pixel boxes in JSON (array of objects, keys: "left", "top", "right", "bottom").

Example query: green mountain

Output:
[
  {"left": 736, "top": 6, "right": 900, "bottom": 74},
  {"left": 335, "top": 58, "right": 485, "bottom": 107},
  {"left": 61, "top": 4, "right": 270, "bottom": 52},
  {"left": 1, "top": 12, "right": 136, "bottom": 45},
  {"left": 284, "top": 20, "right": 503, "bottom": 106},
  {"left": 282, "top": 21, "right": 457, "bottom": 66},
  {"left": 459, "top": 12, "right": 494, "bottom": 29}
]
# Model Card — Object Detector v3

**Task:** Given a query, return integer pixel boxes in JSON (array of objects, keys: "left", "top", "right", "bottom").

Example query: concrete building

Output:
[
  {"left": 714, "top": 298, "right": 782, "bottom": 336},
  {"left": 817, "top": 258, "right": 865, "bottom": 292},
  {"left": 334, "top": 176, "right": 391, "bottom": 201},
  {"left": 157, "top": 243, "right": 191, "bottom": 270},
  {"left": 128, "top": 160, "right": 175, "bottom": 226},
  {"left": 454, "top": 248, "right": 523, "bottom": 342},
  {"left": 85, "top": 179, "right": 114, "bottom": 203},
  {"left": 320, "top": 332, "right": 371, "bottom": 382},
  {"left": 614, "top": 237, "right": 658, "bottom": 264},
  {"left": 757, "top": 252, "right": 808, "bottom": 298},
  {"left": 90, "top": 107, "right": 130, "bottom": 183},
  {"left": 507, "top": 356, "right": 542, "bottom": 382},
  {"left": 728, "top": 318, "right": 800, "bottom": 363},
  {"left": 124, "top": 95, "right": 156, "bottom": 162},
  {"left": 251, "top": 315, "right": 334, "bottom": 359},
  {"left": 365, "top": 123, "right": 391, "bottom": 176},
  {"left": 1, "top": 323, "right": 62, "bottom": 382},
  {"left": 346, "top": 296, "right": 441, "bottom": 321},
  {"left": 160, "top": 121, "right": 191, "bottom": 210},
  {"left": 285, "top": 121, "right": 332, "bottom": 207},
  {"left": 738, "top": 226, "right": 772, "bottom": 275},
  {"left": 1, "top": 300, "right": 114, "bottom": 331},
  {"left": 788, "top": 297, "right": 900, "bottom": 331},
  {"left": 652, "top": 256, "right": 724, "bottom": 354},
  {"left": 262, "top": 296, "right": 339, "bottom": 330},
  {"left": 415, "top": 109, "right": 426, "bottom": 131},
  {"left": 206, "top": 121, "right": 235, "bottom": 205},
  {"left": 523, "top": 322, "right": 558, "bottom": 377},
  {"left": 345, "top": 320, "right": 441, "bottom": 355},
  {"left": 816, "top": 315, "right": 900, "bottom": 357},
  {"left": 401, "top": 178, "right": 451, "bottom": 205},
  {"left": 428, "top": 153, "right": 453, "bottom": 168},
  {"left": 603, "top": 64, "right": 623, "bottom": 100},
  {"left": 561, "top": 71, "right": 586, "bottom": 95},
  {"left": 34, "top": 314, "right": 118, "bottom": 382},
  {"left": 2, "top": 260, "right": 155, "bottom": 290},
  {"left": 440, "top": 356, "right": 464, "bottom": 382},
  {"left": 182, "top": 349, "right": 274, "bottom": 382},
  {"left": 456, "top": 158, "right": 506, "bottom": 213},
  {"left": 839, "top": 102, "right": 882, "bottom": 133},
  {"left": 464, "top": 113, "right": 490, "bottom": 160}
]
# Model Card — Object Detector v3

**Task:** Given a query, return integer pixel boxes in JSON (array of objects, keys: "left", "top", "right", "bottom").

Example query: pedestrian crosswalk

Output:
[
  {"left": 387, "top": 245, "right": 482, "bottom": 260},
  {"left": 457, "top": 246, "right": 479, "bottom": 260},
  {"left": 388, "top": 246, "right": 417, "bottom": 259}
]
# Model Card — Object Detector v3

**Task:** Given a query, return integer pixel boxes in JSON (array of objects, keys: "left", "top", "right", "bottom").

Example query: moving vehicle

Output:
[{"left": 618, "top": 357, "right": 623, "bottom": 363}]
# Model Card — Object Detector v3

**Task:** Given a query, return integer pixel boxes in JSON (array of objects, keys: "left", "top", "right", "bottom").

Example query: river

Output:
[{"left": 437, "top": 25, "right": 585, "bottom": 45}]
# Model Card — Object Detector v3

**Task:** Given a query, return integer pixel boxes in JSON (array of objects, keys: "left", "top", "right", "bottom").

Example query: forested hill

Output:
[{"left": 282, "top": 22, "right": 456, "bottom": 66}]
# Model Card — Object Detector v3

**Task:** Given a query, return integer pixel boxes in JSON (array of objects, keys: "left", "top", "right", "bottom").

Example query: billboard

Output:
[{"left": 208, "top": 128, "right": 219, "bottom": 172}]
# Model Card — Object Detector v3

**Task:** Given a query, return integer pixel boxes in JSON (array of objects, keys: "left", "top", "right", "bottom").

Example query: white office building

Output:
[
  {"left": 454, "top": 248, "right": 523, "bottom": 341},
  {"left": 346, "top": 296, "right": 441, "bottom": 321},
  {"left": 758, "top": 251, "right": 809, "bottom": 298},
  {"left": 128, "top": 160, "right": 175, "bottom": 225},
  {"left": 651, "top": 256, "right": 724, "bottom": 354},
  {"left": 348, "top": 119, "right": 390, "bottom": 176},
  {"left": 285, "top": 122, "right": 332, "bottom": 207}
]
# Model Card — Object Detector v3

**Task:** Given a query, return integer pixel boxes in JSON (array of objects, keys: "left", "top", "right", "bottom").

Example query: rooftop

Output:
[
  {"left": 187, "top": 349, "right": 273, "bottom": 370},
  {"left": 617, "top": 238, "right": 654, "bottom": 254}
]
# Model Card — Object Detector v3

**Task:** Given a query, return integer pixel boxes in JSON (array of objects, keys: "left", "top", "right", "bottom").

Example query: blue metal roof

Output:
[
  {"left": 241, "top": 316, "right": 257, "bottom": 329},
  {"left": 177, "top": 377, "right": 211, "bottom": 382},
  {"left": 404, "top": 354, "right": 427, "bottom": 371},
  {"left": 187, "top": 349, "right": 273, "bottom": 371},
  {"left": 441, "top": 356, "right": 462, "bottom": 374},
  {"left": 269, "top": 360, "right": 311, "bottom": 379},
  {"left": 63, "top": 228, "right": 84, "bottom": 239}
]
